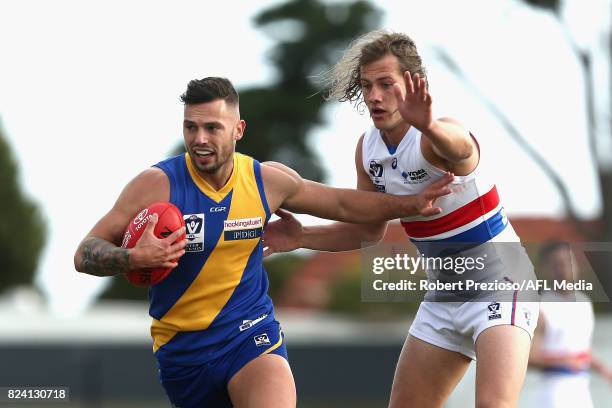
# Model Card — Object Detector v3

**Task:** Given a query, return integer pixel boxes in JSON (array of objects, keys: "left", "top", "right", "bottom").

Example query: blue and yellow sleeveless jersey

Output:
[{"left": 150, "top": 152, "right": 274, "bottom": 366}]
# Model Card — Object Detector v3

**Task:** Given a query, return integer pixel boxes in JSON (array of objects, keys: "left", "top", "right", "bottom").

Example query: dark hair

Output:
[
  {"left": 539, "top": 240, "right": 570, "bottom": 263},
  {"left": 180, "top": 77, "right": 239, "bottom": 106}
]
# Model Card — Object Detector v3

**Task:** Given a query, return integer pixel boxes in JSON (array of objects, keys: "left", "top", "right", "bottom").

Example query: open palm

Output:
[{"left": 393, "top": 72, "right": 433, "bottom": 132}]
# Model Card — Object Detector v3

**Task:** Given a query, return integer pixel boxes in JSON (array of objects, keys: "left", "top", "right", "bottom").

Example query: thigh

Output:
[
  {"left": 159, "top": 363, "right": 232, "bottom": 408},
  {"left": 228, "top": 353, "right": 295, "bottom": 408},
  {"left": 389, "top": 335, "right": 471, "bottom": 408},
  {"left": 475, "top": 325, "right": 532, "bottom": 408},
  {"left": 227, "top": 322, "right": 295, "bottom": 408}
]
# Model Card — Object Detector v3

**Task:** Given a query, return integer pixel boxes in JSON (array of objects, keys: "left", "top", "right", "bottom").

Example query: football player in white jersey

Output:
[
  {"left": 263, "top": 30, "right": 539, "bottom": 407},
  {"left": 529, "top": 241, "right": 612, "bottom": 408}
]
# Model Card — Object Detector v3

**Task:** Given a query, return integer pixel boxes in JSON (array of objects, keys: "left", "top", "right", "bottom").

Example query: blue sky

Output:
[{"left": 0, "top": 0, "right": 608, "bottom": 316}]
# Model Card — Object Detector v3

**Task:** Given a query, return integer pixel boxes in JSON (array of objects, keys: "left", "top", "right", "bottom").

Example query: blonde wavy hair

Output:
[{"left": 321, "top": 30, "right": 427, "bottom": 107}]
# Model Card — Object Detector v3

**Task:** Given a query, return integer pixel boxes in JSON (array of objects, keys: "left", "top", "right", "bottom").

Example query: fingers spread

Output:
[
  {"left": 436, "top": 187, "right": 452, "bottom": 197},
  {"left": 413, "top": 73, "right": 421, "bottom": 95},
  {"left": 421, "top": 207, "right": 442, "bottom": 217},
  {"left": 430, "top": 172, "right": 454, "bottom": 189},
  {"left": 144, "top": 214, "right": 158, "bottom": 234},
  {"left": 169, "top": 239, "right": 187, "bottom": 253},
  {"left": 419, "top": 78, "right": 427, "bottom": 102},
  {"left": 162, "top": 260, "right": 179, "bottom": 269},
  {"left": 167, "top": 226, "right": 186, "bottom": 243},
  {"left": 393, "top": 83, "right": 405, "bottom": 103},
  {"left": 404, "top": 71, "right": 414, "bottom": 94},
  {"left": 424, "top": 187, "right": 451, "bottom": 200}
]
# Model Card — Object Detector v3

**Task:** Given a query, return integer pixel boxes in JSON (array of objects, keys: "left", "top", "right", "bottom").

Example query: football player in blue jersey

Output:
[{"left": 74, "top": 76, "right": 453, "bottom": 408}]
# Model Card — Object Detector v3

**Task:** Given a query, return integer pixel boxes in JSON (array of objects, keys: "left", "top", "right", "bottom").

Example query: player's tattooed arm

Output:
[{"left": 77, "top": 237, "right": 130, "bottom": 277}]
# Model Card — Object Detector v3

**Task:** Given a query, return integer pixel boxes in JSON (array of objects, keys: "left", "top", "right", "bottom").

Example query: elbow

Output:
[
  {"left": 74, "top": 241, "right": 87, "bottom": 273},
  {"left": 459, "top": 142, "right": 474, "bottom": 161},
  {"left": 363, "top": 230, "right": 385, "bottom": 245},
  {"left": 359, "top": 223, "right": 387, "bottom": 246},
  {"left": 74, "top": 252, "right": 83, "bottom": 273},
  {"left": 447, "top": 142, "right": 473, "bottom": 163}
]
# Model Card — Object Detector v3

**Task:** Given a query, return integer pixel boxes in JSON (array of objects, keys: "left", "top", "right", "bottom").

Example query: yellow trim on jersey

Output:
[
  {"left": 152, "top": 153, "right": 267, "bottom": 353},
  {"left": 261, "top": 328, "right": 284, "bottom": 355},
  {"left": 185, "top": 153, "right": 238, "bottom": 202}
]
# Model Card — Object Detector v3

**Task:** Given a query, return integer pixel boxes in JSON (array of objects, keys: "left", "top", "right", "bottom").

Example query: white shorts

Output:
[{"left": 408, "top": 300, "right": 540, "bottom": 359}]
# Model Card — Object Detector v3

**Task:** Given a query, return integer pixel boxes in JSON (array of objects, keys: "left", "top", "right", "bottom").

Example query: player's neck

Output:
[
  {"left": 199, "top": 158, "right": 235, "bottom": 191},
  {"left": 381, "top": 122, "right": 411, "bottom": 146}
]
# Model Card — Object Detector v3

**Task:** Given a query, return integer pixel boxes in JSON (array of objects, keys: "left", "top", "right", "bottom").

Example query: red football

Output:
[{"left": 121, "top": 202, "right": 186, "bottom": 287}]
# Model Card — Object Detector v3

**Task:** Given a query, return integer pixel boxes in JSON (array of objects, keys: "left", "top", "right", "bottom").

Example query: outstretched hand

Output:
[
  {"left": 262, "top": 209, "right": 304, "bottom": 257},
  {"left": 415, "top": 172, "right": 454, "bottom": 217},
  {"left": 393, "top": 72, "right": 433, "bottom": 132},
  {"left": 131, "top": 214, "right": 187, "bottom": 269}
]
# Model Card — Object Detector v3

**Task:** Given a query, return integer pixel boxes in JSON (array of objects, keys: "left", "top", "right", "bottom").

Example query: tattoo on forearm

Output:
[{"left": 79, "top": 237, "right": 130, "bottom": 276}]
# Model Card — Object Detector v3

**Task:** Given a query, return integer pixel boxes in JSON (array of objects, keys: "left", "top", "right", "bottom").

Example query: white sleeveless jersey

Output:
[
  {"left": 361, "top": 125, "right": 519, "bottom": 255},
  {"left": 539, "top": 291, "right": 594, "bottom": 358}
]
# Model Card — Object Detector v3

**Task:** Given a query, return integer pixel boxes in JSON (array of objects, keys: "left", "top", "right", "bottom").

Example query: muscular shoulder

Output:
[
  {"left": 260, "top": 162, "right": 304, "bottom": 212},
  {"left": 115, "top": 167, "right": 170, "bottom": 214},
  {"left": 260, "top": 162, "right": 302, "bottom": 194},
  {"left": 127, "top": 166, "right": 169, "bottom": 197},
  {"left": 86, "top": 166, "right": 170, "bottom": 245}
]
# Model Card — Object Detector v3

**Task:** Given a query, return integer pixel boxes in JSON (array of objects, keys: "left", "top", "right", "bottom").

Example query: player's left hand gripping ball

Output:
[{"left": 121, "top": 202, "right": 186, "bottom": 287}]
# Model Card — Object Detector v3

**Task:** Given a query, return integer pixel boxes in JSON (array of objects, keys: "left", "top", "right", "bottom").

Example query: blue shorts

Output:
[{"left": 159, "top": 320, "right": 287, "bottom": 408}]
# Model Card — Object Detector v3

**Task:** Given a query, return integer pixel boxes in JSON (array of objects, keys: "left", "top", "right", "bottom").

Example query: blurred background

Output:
[{"left": 1, "top": 0, "right": 611, "bottom": 406}]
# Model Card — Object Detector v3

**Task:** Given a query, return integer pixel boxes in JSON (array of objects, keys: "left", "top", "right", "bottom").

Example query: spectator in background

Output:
[{"left": 529, "top": 240, "right": 612, "bottom": 408}]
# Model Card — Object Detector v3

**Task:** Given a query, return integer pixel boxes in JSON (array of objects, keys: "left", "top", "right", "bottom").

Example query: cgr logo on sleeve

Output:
[
  {"left": 224, "top": 217, "right": 263, "bottom": 241},
  {"left": 183, "top": 213, "right": 204, "bottom": 252}
]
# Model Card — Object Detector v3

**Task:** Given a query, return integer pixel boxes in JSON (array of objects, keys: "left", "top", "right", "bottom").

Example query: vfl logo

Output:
[
  {"left": 254, "top": 333, "right": 271, "bottom": 347},
  {"left": 369, "top": 160, "right": 384, "bottom": 177},
  {"left": 368, "top": 159, "right": 386, "bottom": 192},
  {"left": 488, "top": 302, "right": 502, "bottom": 320},
  {"left": 186, "top": 216, "right": 202, "bottom": 235},
  {"left": 183, "top": 213, "right": 205, "bottom": 252}
]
